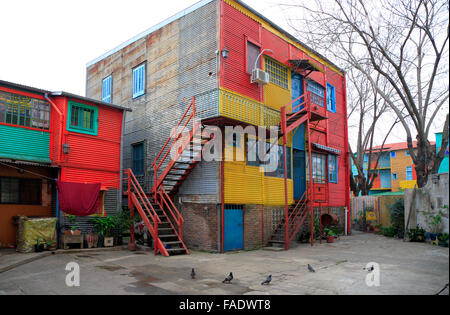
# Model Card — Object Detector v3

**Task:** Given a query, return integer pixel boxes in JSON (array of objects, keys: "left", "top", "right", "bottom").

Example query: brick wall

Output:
[{"left": 179, "top": 202, "right": 218, "bottom": 252}]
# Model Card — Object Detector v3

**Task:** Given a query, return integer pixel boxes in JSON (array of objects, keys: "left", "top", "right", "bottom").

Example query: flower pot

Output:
[
  {"left": 104, "top": 237, "right": 114, "bottom": 247},
  {"left": 326, "top": 236, "right": 335, "bottom": 243},
  {"left": 97, "top": 234, "right": 104, "bottom": 248},
  {"left": 34, "top": 244, "right": 45, "bottom": 252},
  {"left": 373, "top": 226, "right": 381, "bottom": 233}
]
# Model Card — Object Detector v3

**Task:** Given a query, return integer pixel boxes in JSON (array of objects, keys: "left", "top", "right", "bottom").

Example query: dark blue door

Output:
[
  {"left": 291, "top": 72, "right": 304, "bottom": 113},
  {"left": 224, "top": 207, "right": 244, "bottom": 252},
  {"left": 293, "top": 149, "right": 306, "bottom": 200}
]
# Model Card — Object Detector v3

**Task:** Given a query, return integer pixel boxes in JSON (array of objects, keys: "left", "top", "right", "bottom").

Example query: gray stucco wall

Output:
[{"left": 405, "top": 173, "right": 449, "bottom": 234}]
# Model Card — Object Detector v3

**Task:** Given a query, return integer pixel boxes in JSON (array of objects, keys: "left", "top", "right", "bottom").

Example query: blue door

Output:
[
  {"left": 224, "top": 207, "right": 244, "bottom": 252},
  {"left": 293, "top": 149, "right": 306, "bottom": 200},
  {"left": 291, "top": 72, "right": 304, "bottom": 113}
]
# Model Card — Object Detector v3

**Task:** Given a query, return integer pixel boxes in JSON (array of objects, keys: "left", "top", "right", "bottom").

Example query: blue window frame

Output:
[
  {"left": 132, "top": 63, "right": 146, "bottom": 99},
  {"left": 326, "top": 83, "right": 336, "bottom": 113},
  {"left": 132, "top": 142, "right": 145, "bottom": 176},
  {"left": 328, "top": 155, "right": 338, "bottom": 183},
  {"left": 67, "top": 101, "right": 98, "bottom": 136},
  {"left": 405, "top": 150, "right": 410, "bottom": 157},
  {"left": 102, "top": 75, "right": 112, "bottom": 103},
  {"left": 406, "top": 166, "right": 413, "bottom": 180},
  {"left": 391, "top": 151, "right": 396, "bottom": 158},
  {"left": 392, "top": 173, "right": 398, "bottom": 180}
]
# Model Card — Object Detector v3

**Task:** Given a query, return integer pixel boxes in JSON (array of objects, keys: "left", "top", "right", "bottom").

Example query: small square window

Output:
[
  {"left": 405, "top": 151, "right": 410, "bottom": 157},
  {"left": 392, "top": 173, "right": 398, "bottom": 180},
  {"left": 391, "top": 152, "right": 396, "bottom": 158},
  {"left": 67, "top": 101, "right": 98, "bottom": 136}
]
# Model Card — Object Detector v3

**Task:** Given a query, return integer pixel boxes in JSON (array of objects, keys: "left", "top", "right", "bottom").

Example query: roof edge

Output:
[{"left": 86, "top": 0, "right": 215, "bottom": 68}]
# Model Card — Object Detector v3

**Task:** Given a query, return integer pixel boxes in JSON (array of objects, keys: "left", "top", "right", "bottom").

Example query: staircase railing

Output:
[
  {"left": 151, "top": 97, "right": 200, "bottom": 196},
  {"left": 155, "top": 187, "right": 188, "bottom": 254},
  {"left": 124, "top": 169, "right": 169, "bottom": 256},
  {"left": 287, "top": 191, "right": 310, "bottom": 244}
]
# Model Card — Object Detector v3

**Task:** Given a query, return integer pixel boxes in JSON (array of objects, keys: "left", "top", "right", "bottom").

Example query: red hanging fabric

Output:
[{"left": 56, "top": 181, "right": 101, "bottom": 216}]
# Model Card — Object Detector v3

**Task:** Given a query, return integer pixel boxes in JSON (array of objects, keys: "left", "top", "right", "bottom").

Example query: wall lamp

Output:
[
  {"left": 221, "top": 48, "right": 230, "bottom": 59},
  {"left": 63, "top": 143, "right": 71, "bottom": 155}
]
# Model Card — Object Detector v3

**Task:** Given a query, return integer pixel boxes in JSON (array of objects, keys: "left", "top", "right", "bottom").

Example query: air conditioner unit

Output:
[{"left": 251, "top": 68, "right": 270, "bottom": 85}]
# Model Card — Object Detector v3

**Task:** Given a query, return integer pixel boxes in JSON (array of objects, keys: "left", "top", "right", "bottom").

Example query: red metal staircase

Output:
[
  {"left": 267, "top": 91, "right": 328, "bottom": 250},
  {"left": 124, "top": 169, "right": 189, "bottom": 256},
  {"left": 124, "top": 97, "right": 211, "bottom": 256},
  {"left": 151, "top": 98, "right": 211, "bottom": 197}
]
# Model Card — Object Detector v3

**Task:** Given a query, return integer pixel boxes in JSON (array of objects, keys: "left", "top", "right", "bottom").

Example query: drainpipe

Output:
[
  {"left": 119, "top": 110, "right": 127, "bottom": 211},
  {"left": 44, "top": 93, "right": 64, "bottom": 164}
]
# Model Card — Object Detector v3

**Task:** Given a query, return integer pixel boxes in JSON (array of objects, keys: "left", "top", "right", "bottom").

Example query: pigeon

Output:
[
  {"left": 223, "top": 272, "right": 233, "bottom": 284},
  {"left": 261, "top": 275, "right": 272, "bottom": 285},
  {"left": 190, "top": 268, "right": 196, "bottom": 279},
  {"left": 364, "top": 265, "right": 375, "bottom": 272},
  {"left": 308, "top": 264, "right": 316, "bottom": 273}
]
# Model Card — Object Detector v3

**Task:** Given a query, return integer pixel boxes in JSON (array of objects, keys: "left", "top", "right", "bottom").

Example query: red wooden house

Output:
[{"left": 0, "top": 80, "right": 130, "bottom": 247}]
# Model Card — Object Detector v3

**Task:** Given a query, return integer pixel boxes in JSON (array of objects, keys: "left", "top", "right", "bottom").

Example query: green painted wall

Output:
[{"left": 0, "top": 124, "right": 50, "bottom": 163}]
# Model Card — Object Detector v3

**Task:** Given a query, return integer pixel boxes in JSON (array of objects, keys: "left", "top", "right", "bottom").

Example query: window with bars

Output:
[
  {"left": 132, "top": 142, "right": 145, "bottom": 176},
  {"left": 102, "top": 75, "right": 112, "bottom": 103},
  {"left": 67, "top": 101, "right": 98, "bottom": 136},
  {"left": 0, "top": 177, "right": 41, "bottom": 205},
  {"left": 0, "top": 91, "right": 50, "bottom": 130},
  {"left": 307, "top": 80, "right": 325, "bottom": 107},
  {"left": 264, "top": 58, "right": 289, "bottom": 89},
  {"left": 132, "top": 63, "right": 146, "bottom": 99}
]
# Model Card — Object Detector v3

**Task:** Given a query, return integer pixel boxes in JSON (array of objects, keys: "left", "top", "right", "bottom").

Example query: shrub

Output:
[{"left": 388, "top": 198, "right": 405, "bottom": 238}]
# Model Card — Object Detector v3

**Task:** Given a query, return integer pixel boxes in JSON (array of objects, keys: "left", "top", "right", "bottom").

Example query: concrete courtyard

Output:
[{"left": 0, "top": 232, "right": 448, "bottom": 295}]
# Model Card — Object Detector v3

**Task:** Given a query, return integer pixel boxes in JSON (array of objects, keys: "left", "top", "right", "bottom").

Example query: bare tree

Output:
[
  {"left": 348, "top": 67, "right": 401, "bottom": 196},
  {"left": 284, "top": 0, "right": 449, "bottom": 188}
]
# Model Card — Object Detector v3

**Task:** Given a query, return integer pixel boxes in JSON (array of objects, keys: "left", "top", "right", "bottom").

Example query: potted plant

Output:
[
  {"left": 438, "top": 233, "right": 449, "bottom": 248},
  {"left": 408, "top": 226, "right": 426, "bottom": 242},
  {"left": 91, "top": 216, "right": 117, "bottom": 247},
  {"left": 113, "top": 208, "right": 134, "bottom": 246},
  {"left": 324, "top": 228, "right": 337, "bottom": 243},
  {"left": 374, "top": 224, "right": 382, "bottom": 234},
  {"left": 423, "top": 210, "right": 443, "bottom": 243},
  {"left": 65, "top": 215, "right": 81, "bottom": 235},
  {"left": 35, "top": 238, "right": 45, "bottom": 252},
  {"left": 46, "top": 240, "right": 57, "bottom": 251}
]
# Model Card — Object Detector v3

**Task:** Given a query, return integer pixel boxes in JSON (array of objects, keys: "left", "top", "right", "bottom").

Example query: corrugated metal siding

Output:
[
  {"left": 178, "top": 161, "right": 219, "bottom": 197},
  {"left": 86, "top": 1, "right": 219, "bottom": 196},
  {"left": 0, "top": 124, "right": 50, "bottom": 163}
]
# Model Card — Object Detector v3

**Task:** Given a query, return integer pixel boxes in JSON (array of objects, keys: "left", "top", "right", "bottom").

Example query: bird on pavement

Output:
[
  {"left": 223, "top": 272, "right": 233, "bottom": 284},
  {"left": 364, "top": 265, "right": 375, "bottom": 272},
  {"left": 308, "top": 264, "right": 316, "bottom": 273},
  {"left": 261, "top": 275, "right": 272, "bottom": 285},
  {"left": 191, "top": 268, "right": 196, "bottom": 279}
]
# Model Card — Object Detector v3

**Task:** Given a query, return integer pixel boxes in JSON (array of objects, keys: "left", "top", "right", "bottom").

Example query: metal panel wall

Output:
[{"left": 86, "top": 1, "right": 219, "bottom": 196}]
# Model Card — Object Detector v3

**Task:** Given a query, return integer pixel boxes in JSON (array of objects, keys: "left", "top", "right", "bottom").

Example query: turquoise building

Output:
[{"left": 436, "top": 132, "right": 449, "bottom": 174}]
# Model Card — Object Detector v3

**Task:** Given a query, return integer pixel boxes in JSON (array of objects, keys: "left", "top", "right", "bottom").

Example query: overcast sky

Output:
[{"left": 0, "top": 0, "right": 445, "bottom": 146}]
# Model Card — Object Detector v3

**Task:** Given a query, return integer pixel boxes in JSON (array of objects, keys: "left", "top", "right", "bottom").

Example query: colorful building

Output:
[
  {"left": 436, "top": 132, "right": 449, "bottom": 174},
  {"left": 86, "top": 0, "right": 350, "bottom": 255},
  {"left": 0, "top": 80, "right": 129, "bottom": 247},
  {"left": 351, "top": 141, "right": 437, "bottom": 195}
]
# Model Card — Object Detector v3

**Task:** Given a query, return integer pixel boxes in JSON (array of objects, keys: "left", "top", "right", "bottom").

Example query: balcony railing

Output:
[{"left": 196, "top": 88, "right": 281, "bottom": 129}]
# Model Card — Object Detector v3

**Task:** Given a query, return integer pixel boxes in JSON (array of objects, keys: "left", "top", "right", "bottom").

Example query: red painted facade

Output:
[
  {"left": 220, "top": 1, "right": 349, "bottom": 209},
  {"left": 50, "top": 96, "right": 124, "bottom": 190}
]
